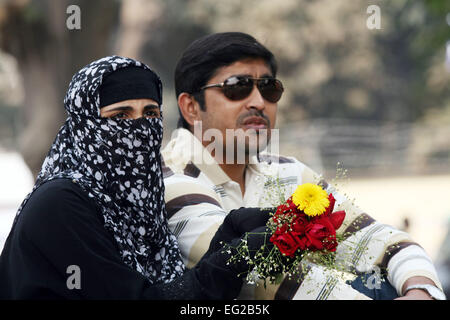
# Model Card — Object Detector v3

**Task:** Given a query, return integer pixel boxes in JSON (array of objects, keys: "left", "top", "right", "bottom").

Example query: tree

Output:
[{"left": 0, "top": 0, "right": 120, "bottom": 177}]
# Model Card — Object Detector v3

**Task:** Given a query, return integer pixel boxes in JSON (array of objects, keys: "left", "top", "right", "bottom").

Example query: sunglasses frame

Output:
[{"left": 199, "top": 75, "right": 284, "bottom": 103}]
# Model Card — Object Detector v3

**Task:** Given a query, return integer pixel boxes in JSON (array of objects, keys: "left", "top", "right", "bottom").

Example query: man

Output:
[{"left": 162, "top": 32, "right": 445, "bottom": 300}]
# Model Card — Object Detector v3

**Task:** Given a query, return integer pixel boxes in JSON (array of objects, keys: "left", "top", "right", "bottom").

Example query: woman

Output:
[{"left": 0, "top": 56, "right": 270, "bottom": 299}]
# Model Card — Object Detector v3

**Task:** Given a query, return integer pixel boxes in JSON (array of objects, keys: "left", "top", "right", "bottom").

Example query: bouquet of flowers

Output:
[{"left": 226, "top": 183, "right": 347, "bottom": 286}]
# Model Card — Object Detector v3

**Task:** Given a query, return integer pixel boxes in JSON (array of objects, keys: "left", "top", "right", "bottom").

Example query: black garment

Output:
[{"left": 0, "top": 179, "right": 244, "bottom": 299}]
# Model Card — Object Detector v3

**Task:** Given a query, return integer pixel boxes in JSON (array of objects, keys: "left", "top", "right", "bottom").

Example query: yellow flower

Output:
[{"left": 292, "top": 183, "right": 330, "bottom": 217}]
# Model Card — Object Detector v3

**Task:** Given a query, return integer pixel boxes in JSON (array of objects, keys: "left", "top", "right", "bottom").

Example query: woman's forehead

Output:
[{"left": 100, "top": 98, "right": 160, "bottom": 111}]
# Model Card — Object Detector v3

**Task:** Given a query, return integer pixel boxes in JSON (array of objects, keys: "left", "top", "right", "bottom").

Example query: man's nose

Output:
[{"left": 245, "top": 86, "right": 265, "bottom": 111}]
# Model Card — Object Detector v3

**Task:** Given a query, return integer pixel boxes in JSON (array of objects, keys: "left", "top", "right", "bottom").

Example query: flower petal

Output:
[{"left": 329, "top": 210, "right": 346, "bottom": 229}]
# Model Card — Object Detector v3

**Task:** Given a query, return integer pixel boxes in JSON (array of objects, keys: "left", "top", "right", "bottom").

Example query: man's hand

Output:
[
  {"left": 394, "top": 289, "right": 433, "bottom": 300},
  {"left": 394, "top": 276, "right": 438, "bottom": 300}
]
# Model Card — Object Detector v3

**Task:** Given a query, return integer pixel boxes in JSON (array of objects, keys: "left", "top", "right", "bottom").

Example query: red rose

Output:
[
  {"left": 305, "top": 216, "right": 338, "bottom": 251},
  {"left": 323, "top": 194, "right": 336, "bottom": 216},
  {"left": 322, "top": 233, "right": 338, "bottom": 251},
  {"left": 275, "top": 204, "right": 288, "bottom": 215},
  {"left": 272, "top": 200, "right": 298, "bottom": 225},
  {"left": 272, "top": 204, "right": 289, "bottom": 224},
  {"left": 291, "top": 214, "right": 308, "bottom": 235},
  {"left": 320, "top": 193, "right": 345, "bottom": 230},
  {"left": 329, "top": 210, "right": 346, "bottom": 230},
  {"left": 286, "top": 197, "right": 298, "bottom": 212},
  {"left": 270, "top": 231, "right": 302, "bottom": 257}
]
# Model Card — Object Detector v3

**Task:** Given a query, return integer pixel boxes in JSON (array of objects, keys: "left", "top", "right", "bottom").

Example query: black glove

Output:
[
  {"left": 227, "top": 207, "right": 275, "bottom": 235},
  {"left": 154, "top": 208, "right": 275, "bottom": 300},
  {"left": 204, "top": 207, "right": 275, "bottom": 256},
  {"left": 151, "top": 227, "right": 274, "bottom": 300},
  {"left": 193, "top": 225, "right": 273, "bottom": 299}
]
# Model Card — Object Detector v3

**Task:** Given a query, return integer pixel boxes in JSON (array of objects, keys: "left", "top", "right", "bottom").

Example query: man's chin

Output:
[
  {"left": 241, "top": 124, "right": 269, "bottom": 132},
  {"left": 234, "top": 141, "right": 269, "bottom": 161},
  {"left": 218, "top": 127, "right": 273, "bottom": 164}
]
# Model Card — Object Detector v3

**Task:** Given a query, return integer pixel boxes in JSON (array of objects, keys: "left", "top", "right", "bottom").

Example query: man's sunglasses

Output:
[{"left": 199, "top": 75, "right": 284, "bottom": 103}]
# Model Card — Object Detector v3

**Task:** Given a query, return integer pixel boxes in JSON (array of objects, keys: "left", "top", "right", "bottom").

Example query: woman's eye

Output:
[
  {"left": 144, "top": 111, "right": 159, "bottom": 118},
  {"left": 112, "top": 112, "right": 128, "bottom": 119}
]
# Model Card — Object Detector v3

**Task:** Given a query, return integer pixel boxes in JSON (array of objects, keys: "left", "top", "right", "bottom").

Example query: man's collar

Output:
[{"left": 162, "top": 128, "right": 231, "bottom": 185}]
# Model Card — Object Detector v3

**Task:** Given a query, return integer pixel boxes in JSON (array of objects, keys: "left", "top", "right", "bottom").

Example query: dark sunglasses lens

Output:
[
  {"left": 258, "top": 79, "right": 284, "bottom": 103},
  {"left": 223, "top": 77, "right": 253, "bottom": 101}
]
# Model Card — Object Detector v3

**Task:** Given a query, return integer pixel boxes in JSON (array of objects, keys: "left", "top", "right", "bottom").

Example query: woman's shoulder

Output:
[
  {"left": 28, "top": 178, "right": 93, "bottom": 207},
  {"left": 19, "top": 178, "right": 101, "bottom": 229},
  {"left": 33, "top": 177, "right": 86, "bottom": 196}
]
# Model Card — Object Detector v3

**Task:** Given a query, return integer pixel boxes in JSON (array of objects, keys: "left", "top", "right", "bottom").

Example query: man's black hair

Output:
[{"left": 174, "top": 32, "right": 278, "bottom": 129}]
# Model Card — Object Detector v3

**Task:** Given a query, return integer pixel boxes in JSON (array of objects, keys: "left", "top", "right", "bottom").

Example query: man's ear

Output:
[{"left": 178, "top": 92, "right": 202, "bottom": 127}]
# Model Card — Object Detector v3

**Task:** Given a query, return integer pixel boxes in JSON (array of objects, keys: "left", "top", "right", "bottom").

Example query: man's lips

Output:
[{"left": 242, "top": 116, "right": 268, "bottom": 129}]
